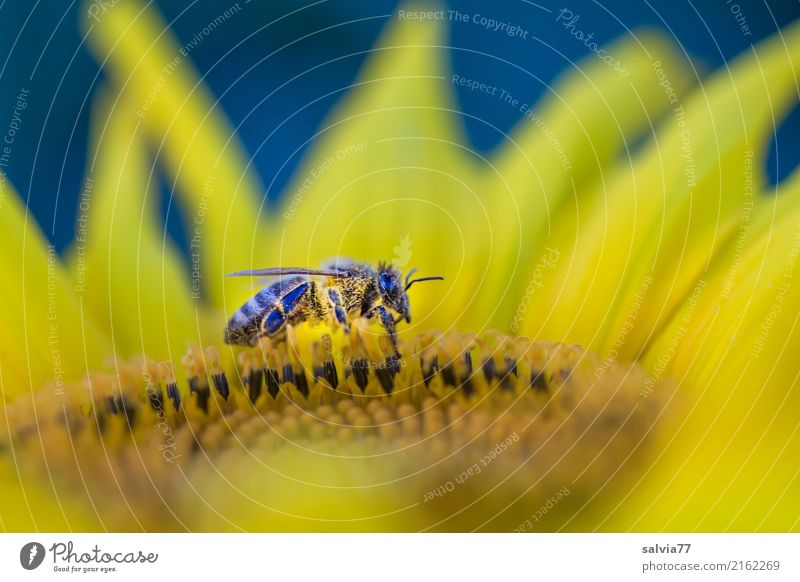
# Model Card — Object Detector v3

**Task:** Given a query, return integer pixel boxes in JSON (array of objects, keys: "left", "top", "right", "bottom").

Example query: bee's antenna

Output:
[
  {"left": 405, "top": 276, "right": 444, "bottom": 291},
  {"left": 404, "top": 267, "right": 418, "bottom": 288}
]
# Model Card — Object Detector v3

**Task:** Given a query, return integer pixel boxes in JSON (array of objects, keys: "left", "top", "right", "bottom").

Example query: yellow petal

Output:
[
  {"left": 526, "top": 21, "right": 800, "bottom": 357},
  {"left": 476, "top": 31, "right": 695, "bottom": 332},
  {"left": 66, "top": 87, "right": 205, "bottom": 360},
  {"left": 609, "top": 170, "right": 800, "bottom": 530},
  {"left": 0, "top": 459, "right": 103, "bottom": 531},
  {"left": 83, "top": 0, "right": 267, "bottom": 308},
  {"left": 0, "top": 181, "right": 107, "bottom": 400}
]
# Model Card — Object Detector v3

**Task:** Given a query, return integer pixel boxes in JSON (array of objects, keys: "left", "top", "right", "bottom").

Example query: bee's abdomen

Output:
[
  {"left": 223, "top": 296, "right": 265, "bottom": 346},
  {"left": 224, "top": 277, "right": 305, "bottom": 346}
]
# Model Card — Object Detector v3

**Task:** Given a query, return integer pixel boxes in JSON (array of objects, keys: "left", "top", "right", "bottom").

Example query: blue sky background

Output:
[{"left": 1, "top": 0, "right": 798, "bottom": 255}]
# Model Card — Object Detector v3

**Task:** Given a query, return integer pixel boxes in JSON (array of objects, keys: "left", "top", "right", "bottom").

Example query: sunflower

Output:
[{"left": 1, "top": 1, "right": 799, "bottom": 532}]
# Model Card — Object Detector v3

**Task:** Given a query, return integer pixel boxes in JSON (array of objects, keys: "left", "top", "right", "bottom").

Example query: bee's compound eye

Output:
[{"left": 379, "top": 272, "right": 400, "bottom": 297}]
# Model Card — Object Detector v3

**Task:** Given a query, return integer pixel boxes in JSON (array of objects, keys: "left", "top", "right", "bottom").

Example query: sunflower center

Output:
[{"left": 1, "top": 329, "right": 666, "bottom": 531}]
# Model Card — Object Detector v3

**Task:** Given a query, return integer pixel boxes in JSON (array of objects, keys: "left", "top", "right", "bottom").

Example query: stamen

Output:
[
  {"left": 481, "top": 358, "right": 496, "bottom": 382},
  {"left": 417, "top": 332, "right": 440, "bottom": 387},
  {"left": 294, "top": 367, "right": 309, "bottom": 398},
  {"left": 182, "top": 350, "right": 211, "bottom": 413},
  {"left": 265, "top": 367, "right": 279, "bottom": 399},
  {"left": 313, "top": 335, "right": 339, "bottom": 389},
  {"left": 206, "top": 347, "right": 230, "bottom": 401},
  {"left": 374, "top": 360, "right": 394, "bottom": 394},
  {"left": 106, "top": 395, "right": 118, "bottom": 415},
  {"left": 323, "top": 360, "right": 338, "bottom": 389},
  {"left": 281, "top": 363, "right": 294, "bottom": 386},
  {"left": 530, "top": 369, "right": 548, "bottom": 393},
  {"left": 159, "top": 362, "right": 181, "bottom": 410},
  {"left": 351, "top": 359, "right": 370, "bottom": 391}
]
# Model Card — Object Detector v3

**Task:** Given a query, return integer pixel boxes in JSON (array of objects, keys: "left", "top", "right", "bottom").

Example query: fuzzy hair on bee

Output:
[{"left": 223, "top": 258, "right": 443, "bottom": 353}]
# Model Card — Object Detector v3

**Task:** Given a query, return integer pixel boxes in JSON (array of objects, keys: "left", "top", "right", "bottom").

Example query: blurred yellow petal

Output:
[
  {"left": 0, "top": 459, "right": 103, "bottom": 531},
  {"left": 607, "top": 170, "right": 800, "bottom": 530},
  {"left": 83, "top": 0, "right": 267, "bottom": 308},
  {"left": 476, "top": 31, "right": 695, "bottom": 331},
  {"left": 0, "top": 369, "right": 104, "bottom": 530},
  {"left": 522, "top": 21, "right": 800, "bottom": 357},
  {"left": 0, "top": 181, "right": 106, "bottom": 399},
  {"left": 66, "top": 87, "right": 204, "bottom": 361}
]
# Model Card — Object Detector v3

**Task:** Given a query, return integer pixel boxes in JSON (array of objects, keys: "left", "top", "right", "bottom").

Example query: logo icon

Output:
[
  {"left": 20, "top": 542, "right": 46, "bottom": 570},
  {"left": 392, "top": 234, "right": 413, "bottom": 268}
]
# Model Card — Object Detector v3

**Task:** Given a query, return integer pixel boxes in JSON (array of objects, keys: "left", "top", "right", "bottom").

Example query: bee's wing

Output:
[{"left": 226, "top": 267, "right": 347, "bottom": 278}]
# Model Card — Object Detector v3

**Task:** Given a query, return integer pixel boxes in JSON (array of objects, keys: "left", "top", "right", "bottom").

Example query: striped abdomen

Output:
[{"left": 224, "top": 276, "right": 309, "bottom": 346}]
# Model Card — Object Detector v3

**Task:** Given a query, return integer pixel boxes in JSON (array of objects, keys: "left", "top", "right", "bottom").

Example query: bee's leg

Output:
[
  {"left": 375, "top": 305, "right": 400, "bottom": 356},
  {"left": 327, "top": 288, "right": 350, "bottom": 333}
]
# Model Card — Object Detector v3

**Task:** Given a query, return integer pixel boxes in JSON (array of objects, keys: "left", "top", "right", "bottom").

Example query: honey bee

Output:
[{"left": 223, "top": 259, "right": 443, "bottom": 352}]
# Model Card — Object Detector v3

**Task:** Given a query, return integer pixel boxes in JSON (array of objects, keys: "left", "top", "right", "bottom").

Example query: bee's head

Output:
[
  {"left": 377, "top": 263, "right": 444, "bottom": 325},
  {"left": 377, "top": 264, "right": 410, "bottom": 323}
]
